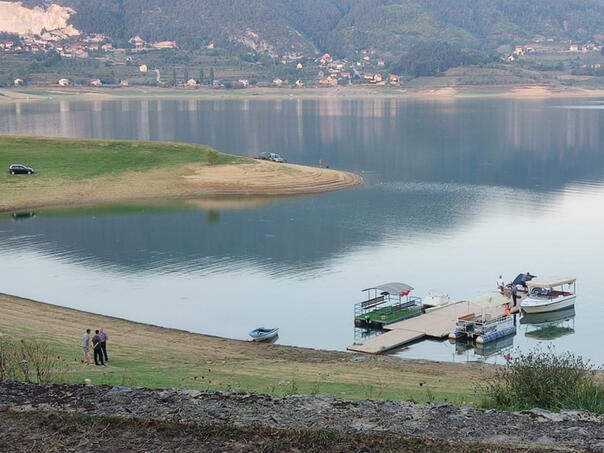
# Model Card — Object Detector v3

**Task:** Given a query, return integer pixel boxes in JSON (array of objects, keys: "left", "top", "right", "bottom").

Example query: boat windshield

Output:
[{"left": 530, "top": 287, "right": 573, "bottom": 299}]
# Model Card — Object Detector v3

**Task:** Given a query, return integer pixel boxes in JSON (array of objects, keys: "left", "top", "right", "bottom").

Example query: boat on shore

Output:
[
  {"left": 520, "top": 276, "right": 576, "bottom": 314},
  {"left": 248, "top": 327, "right": 279, "bottom": 342}
]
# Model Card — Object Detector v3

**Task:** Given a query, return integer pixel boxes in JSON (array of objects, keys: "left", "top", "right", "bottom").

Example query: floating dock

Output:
[{"left": 347, "top": 292, "right": 519, "bottom": 354}]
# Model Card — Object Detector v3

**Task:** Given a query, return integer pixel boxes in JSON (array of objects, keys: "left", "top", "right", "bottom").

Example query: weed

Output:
[{"left": 478, "top": 346, "right": 603, "bottom": 412}]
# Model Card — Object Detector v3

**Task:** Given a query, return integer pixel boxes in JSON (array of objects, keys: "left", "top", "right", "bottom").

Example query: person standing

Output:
[
  {"left": 99, "top": 328, "right": 109, "bottom": 362},
  {"left": 511, "top": 285, "right": 518, "bottom": 307},
  {"left": 92, "top": 330, "right": 105, "bottom": 366},
  {"left": 81, "top": 329, "right": 92, "bottom": 365},
  {"left": 497, "top": 275, "right": 505, "bottom": 294}
]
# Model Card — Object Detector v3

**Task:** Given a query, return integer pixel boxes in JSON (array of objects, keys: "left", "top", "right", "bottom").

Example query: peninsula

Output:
[{"left": 0, "top": 135, "right": 361, "bottom": 213}]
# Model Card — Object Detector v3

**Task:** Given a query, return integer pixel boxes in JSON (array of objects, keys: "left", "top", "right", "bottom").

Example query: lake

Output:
[{"left": 0, "top": 96, "right": 603, "bottom": 364}]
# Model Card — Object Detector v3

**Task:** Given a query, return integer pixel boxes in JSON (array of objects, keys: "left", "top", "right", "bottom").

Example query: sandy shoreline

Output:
[
  {"left": 0, "top": 160, "right": 362, "bottom": 213},
  {"left": 3, "top": 84, "right": 604, "bottom": 103}
]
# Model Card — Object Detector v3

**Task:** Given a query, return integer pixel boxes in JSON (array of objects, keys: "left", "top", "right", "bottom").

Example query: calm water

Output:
[{"left": 0, "top": 96, "right": 603, "bottom": 364}]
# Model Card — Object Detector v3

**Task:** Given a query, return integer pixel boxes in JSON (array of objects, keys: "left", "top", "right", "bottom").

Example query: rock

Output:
[{"left": 526, "top": 407, "right": 565, "bottom": 422}]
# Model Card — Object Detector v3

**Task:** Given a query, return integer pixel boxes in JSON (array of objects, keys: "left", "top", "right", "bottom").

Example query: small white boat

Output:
[
  {"left": 423, "top": 291, "right": 450, "bottom": 311},
  {"left": 248, "top": 327, "right": 279, "bottom": 342},
  {"left": 521, "top": 276, "right": 576, "bottom": 314}
]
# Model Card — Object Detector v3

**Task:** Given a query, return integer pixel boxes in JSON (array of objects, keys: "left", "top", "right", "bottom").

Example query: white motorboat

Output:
[
  {"left": 520, "top": 276, "right": 576, "bottom": 314},
  {"left": 423, "top": 291, "right": 450, "bottom": 310}
]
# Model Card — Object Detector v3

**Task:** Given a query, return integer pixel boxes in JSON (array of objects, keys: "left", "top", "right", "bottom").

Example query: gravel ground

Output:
[{"left": 1, "top": 381, "right": 602, "bottom": 452}]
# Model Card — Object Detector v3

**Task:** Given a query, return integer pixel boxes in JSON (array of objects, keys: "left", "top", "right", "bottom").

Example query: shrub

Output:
[
  {"left": 0, "top": 336, "right": 67, "bottom": 384},
  {"left": 478, "top": 346, "right": 603, "bottom": 413},
  {"left": 206, "top": 149, "right": 219, "bottom": 166}
]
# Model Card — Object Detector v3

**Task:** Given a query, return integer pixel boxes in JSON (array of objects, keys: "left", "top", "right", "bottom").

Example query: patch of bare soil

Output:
[
  {"left": 0, "top": 161, "right": 361, "bottom": 213},
  {"left": 0, "top": 411, "right": 558, "bottom": 453}
]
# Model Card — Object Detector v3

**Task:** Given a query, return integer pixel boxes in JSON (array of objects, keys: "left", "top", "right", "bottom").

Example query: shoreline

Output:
[
  {"left": 0, "top": 292, "right": 484, "bottom": 403},
  {"left": 0, "top": 136, "right": 362, "bottom": 213},
  {"left": 3, "top": 84, "right": 604, "bottom": 103}
]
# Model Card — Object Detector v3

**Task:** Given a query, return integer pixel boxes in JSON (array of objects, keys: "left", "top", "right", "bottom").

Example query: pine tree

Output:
[{"left": 209, "top": 68, "right": 215, "bottom": 86}]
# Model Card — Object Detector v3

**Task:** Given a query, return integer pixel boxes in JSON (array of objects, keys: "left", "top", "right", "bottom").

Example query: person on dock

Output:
[
  {"left": 80, "top": 329, "right": 92, "bottom": 365},
  {"left": 497, "top": 275, "right": 505, "bottom": 294},
  {"left": 99, "top": 328, "right": 109, "bottom": 362},
  {"left": 521, "top": 272, "right": 534, "bottom": 293},
  {"left": 511, "top": 285, "right": 518, "bottom": 307},
  {"left": 92, "top": 329, "right": 105, "bottom": 366}
]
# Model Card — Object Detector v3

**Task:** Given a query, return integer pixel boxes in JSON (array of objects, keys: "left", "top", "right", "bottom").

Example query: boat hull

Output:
[
  {"left": 249, "top": 328, "right": 279, "bottom": 341},
  {"left": 521, "top": 295, "right": 576, "bottom": 314}
]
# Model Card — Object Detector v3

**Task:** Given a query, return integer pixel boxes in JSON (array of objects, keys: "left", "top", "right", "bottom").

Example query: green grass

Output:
[
  {"left": 479, "top": 346, "right": 604, "bottom": 413},
  {"left": 0, "top": 135, "right": 245, "bottom": 183},
  {"left": 356, "top": 306, "right": 422, "bottom": 324}
]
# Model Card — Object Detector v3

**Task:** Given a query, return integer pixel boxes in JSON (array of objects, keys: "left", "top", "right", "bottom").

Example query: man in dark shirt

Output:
[
  {"left": 92, "top": 330, "right": 105, "bottom": 366},
  {"left": 99, "top": 328, "right": 109, "bottom": 362}
]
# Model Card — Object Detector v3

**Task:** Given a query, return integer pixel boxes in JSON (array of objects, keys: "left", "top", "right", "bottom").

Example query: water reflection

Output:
[
  {"left": 2, "top": 98, "right": 604, "bottom": 191},
  {"left": 520, "top": 308, "right": 576, "bottom": 340},
  {"left": 0, "top": 97, "right": 603, "bottom": 363}
]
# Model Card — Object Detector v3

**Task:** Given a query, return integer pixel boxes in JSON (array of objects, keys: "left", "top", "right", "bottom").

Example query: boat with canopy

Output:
[
  {"left": 354, "top": 282, "right": 423, "bottom": 328},
  {"left": 520, "top": 276, "right": 576, "bottom": 314}
]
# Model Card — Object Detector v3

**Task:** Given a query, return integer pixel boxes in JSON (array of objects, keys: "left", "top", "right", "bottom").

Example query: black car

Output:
[{"left": 8, "top": 164, "right": 35, "bottom": 175}]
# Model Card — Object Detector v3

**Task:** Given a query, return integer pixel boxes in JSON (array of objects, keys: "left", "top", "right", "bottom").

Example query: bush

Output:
[
  {"left": 478, "top": 346, "right": 603, "bottom": 413},
  {"left": 0, "top": 336, "right": 67, "bottom": 384},
  {"left": 206, "top": 149, "right": 219, "bottom": 166}
]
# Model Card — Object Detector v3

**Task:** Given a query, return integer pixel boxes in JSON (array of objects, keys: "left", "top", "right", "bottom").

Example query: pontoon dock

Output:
[{"left": 347, "top": 292, "right": 519, "bottom": 354}]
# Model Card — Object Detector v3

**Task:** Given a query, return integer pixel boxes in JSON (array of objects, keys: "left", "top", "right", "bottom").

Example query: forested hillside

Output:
[{"left": 9, "top": 0, "right": 604, "bottom": 58}]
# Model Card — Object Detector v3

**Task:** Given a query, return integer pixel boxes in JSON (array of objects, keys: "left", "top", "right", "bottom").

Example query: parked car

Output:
[
  {"left": 259, "top": 152, "right": 285, "bottom": 163},
  {"left": 8, "top": 164, "right": 35, "bottom": 175}
]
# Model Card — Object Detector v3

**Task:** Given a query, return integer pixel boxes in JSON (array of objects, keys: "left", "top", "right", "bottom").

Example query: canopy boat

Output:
[
  {"left": 520, "top": 277, "right": 576, "bottom": 314},
  {"left": 354, "top": 282, "right": 423, "bottom": 328},
  {"left": 248, "top": 327, "right": 279, "bottom": 342}
]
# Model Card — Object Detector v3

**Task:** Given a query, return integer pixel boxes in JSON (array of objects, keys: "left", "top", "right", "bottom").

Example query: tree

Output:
[
  {"left": 184, "top": 68, "right": 189, "bottom": 81},
  {"left": 171, "top": 69, "right": 177, "bottom": 86},
  {"left": 198, "top": 68, "right": 205, "bottom": 84},
  {"left": 209, "top": 67, "right": 215, "bottom": 86}
]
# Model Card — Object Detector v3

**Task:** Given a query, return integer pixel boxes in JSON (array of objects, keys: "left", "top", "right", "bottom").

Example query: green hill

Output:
[{"left": 11, "top": 0, "right": 604, "bottom": 59}]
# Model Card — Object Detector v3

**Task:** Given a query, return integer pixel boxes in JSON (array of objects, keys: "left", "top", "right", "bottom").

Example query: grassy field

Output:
[
  {"left": 0, "top": 293, "right": 484, "bottom": 404},
  {"left": 0, "top": 135, "right": 239, "bottom": 182}
]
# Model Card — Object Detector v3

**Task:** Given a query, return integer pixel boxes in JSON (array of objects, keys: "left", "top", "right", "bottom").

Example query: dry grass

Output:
[{"left": 0, "top": 293, "right": 484, "bottom": 403}]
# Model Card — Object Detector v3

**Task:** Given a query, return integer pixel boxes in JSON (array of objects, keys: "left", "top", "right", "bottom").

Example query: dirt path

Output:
[{"left": 0, "top": 161, "right": 362, "bottom": 213}]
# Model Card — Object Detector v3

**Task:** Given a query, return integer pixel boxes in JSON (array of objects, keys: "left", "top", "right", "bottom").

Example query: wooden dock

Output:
[{"left": 347, "top": 292, "right": 519, "bottom": 354}]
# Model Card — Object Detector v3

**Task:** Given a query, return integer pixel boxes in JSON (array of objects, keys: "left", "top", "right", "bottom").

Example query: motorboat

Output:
[
  {"left": 248, "top": 327, "right": 279, "bottom": 342},
  {"left": 520, "top": 276, "right": 576, "bottom": 314},
  {"left": 423, "top": 291, "right": 450, "bottom": 310}
]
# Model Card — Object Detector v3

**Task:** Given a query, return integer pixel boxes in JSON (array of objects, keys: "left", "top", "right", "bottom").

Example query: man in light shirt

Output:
[
  {"left": 80, "top": 329, "right": 92, "bottom": 365},
  {"left": 497, "top": 276, "right": 505, "bottom": 294}
]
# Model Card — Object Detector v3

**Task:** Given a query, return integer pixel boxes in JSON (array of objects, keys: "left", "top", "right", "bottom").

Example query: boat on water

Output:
[
  {"left": 248, "top": 327, "right": 279, "bottom": 342},
  {"left": 449, "top": 312, "right": 516, "bottom": 344},
  {"left": 423, "top": 291, "right": 450, "bottom": 311},
  {"left": 354, "top": 282, "right": 423, "bottom": 328},
  {"left": 520, "top": 276, "right": 576, "bottom": 314}
]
